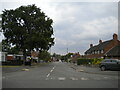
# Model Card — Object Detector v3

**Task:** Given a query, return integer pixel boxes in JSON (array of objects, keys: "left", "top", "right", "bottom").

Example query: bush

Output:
[
  {"left": 2, "top": 60, "right": 23, "bottom": 65},
  {"left": 91, "top": 58, "right": 103, "bottom": 64},
  {"left": 77, "top": 58, "right": 103, "bottom": 65}
]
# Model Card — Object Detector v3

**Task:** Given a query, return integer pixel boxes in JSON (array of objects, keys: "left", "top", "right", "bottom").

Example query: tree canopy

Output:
[
  {"left": 2, "top": 4, "right": 54, "bottom": 60},
  {"left": 38, "top": 50, "right": 51, "bottom": 62}
]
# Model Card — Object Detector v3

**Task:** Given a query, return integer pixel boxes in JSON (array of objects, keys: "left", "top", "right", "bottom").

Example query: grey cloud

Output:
[{"left": 0, "top": 1, "right": 118, "bottom": 55}]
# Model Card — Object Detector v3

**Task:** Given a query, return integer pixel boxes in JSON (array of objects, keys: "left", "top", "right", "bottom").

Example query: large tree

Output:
[{"left": 2, "top": 4, "right": 54, "bottom": 61}]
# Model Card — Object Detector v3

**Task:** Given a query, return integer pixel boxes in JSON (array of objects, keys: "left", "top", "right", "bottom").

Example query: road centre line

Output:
[
  {"left": 50, "top": 66, "right": 56, "bottom": 73},
  {"left": 46, "top": 73, "right": 50, "bottom": 77},
  {"left": 46, "top": 66, "right": 56, "bottom": 78},
  {"left": 50, "top": 70, "right": 53, "bottom": 72},
  {"left": 52, "top": 66, "right": 56, "bottom": 70}
]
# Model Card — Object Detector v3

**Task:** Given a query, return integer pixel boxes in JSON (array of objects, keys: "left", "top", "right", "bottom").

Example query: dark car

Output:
[{"left": 99, "top": 59, "right": 120, "bottom": 71}]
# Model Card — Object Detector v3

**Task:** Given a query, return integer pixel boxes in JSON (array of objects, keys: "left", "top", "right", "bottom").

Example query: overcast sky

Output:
[{"left": 0, "top": 0, "right": 119, "bottom": 55}]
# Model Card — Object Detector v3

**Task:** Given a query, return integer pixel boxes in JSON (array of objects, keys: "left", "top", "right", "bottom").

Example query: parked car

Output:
[{"left": 99, "top": 59, "right": 120, "bottom": 71}]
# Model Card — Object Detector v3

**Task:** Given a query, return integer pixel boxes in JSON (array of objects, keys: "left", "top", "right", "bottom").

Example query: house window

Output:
[
  {"left": 101, "top": 50, "right": 104, "bottom": 53},
  {"left": 94, "top": 51, "right": 95, "bottom": 54},
  {"left": 99, "top": 50, "right": 101, "bottom": 54},
  {"left": 98, "top": 51, "right": 100, "bottom": 54},
  {"left": 95, "top": 51, "right": 98, "bottom": 54},
  {"left": 94, "top": 51, "right": 96, "bottom": 54}
]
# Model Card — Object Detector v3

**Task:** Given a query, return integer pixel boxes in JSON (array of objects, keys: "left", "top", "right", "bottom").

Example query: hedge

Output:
[
  {"left": 2, "top": 60, "right": 23, "bottom": 66},
  {"left": 77, "top": 58, "right": 103, "bottom": 65}
]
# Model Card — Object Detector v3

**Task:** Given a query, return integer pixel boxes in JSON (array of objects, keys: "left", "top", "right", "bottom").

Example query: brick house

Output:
[
  {"left": 104, "top": 45, "right": 120, "bottom": 59},
  {"left": 71, "top": 52, "right": 80, "bottom": 63},
  {"left": 31, "top": 51, "right": 39, "bottom": 60},
  {"left": 84, "top": 33, "right": 120, "bottom": 59}
]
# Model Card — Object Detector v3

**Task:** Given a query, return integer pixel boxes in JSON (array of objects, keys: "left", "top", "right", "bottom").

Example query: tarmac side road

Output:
[{"left": 68, "top": 63, "right": 119, "bottom": 76}]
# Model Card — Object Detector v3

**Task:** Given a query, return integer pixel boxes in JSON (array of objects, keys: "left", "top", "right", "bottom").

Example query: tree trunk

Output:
[
  {"left": 23, "top": 49, "right": 27, "bottom": 65},
  {"left": 38, "top": 50, "right": 42, "bottom": 63}
]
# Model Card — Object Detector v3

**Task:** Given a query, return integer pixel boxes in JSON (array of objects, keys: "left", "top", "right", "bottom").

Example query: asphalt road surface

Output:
[{"left": 2, "top": 62, "right": 119, "bottom": 88}]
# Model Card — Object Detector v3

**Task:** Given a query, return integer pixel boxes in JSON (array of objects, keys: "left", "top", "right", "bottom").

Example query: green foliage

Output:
[
  {"left": 2, "top": 39, "right": 19, "bottom": 54},
  {"left": 66, "top": 53, "right": 74, "bottom": 58},
  {"left": 61, "top": 53, "right": 73, "bottom": 62},
  {"left": 2, "top": 4, "right": 54, "bottom": 60},
  {"left": 61, "top": 55, "right": 67, "bottom": 62},
  {"left": 2, "top": 39, "right": 11, "bottom": 52},
  {"left": 8, "top": 46, "right": 20, "bottom": 54},
  {"left": 77, "top": 58, "right": 103, "bottom": 65},
  {"left": 52, "top": 53, "right": 61, "bottom": 60},
  {"left": 38, "top": 50, "right": 51, "bottom": 62}
]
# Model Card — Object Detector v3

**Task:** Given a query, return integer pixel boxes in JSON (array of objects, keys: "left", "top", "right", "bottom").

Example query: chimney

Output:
[
  {"left": 113, "top": 33, "right": 118, "bottom": 41},
  {"left": 90, "top": 44, "right": 93, "bottom": 48},
  {"left": 99, "top": 40, "right": 102, "bottom": 44}
]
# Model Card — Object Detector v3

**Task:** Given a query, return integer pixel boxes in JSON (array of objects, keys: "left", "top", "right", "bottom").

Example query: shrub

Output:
[
  {"left": 77, "top": 58, "right": 103, "bottom": 65},
  {"left": 2, "top": 60, "right": 23, "bottom": 65}
]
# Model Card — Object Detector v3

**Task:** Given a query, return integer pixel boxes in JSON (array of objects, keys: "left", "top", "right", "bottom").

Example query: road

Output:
[{"left": 2, "top": 62, "right": 119, "bottom": 88}]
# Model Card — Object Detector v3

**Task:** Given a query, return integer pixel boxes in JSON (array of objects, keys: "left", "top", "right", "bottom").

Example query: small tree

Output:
[{"left": 38, "top": 50, "right": 51, "bottom": 62}]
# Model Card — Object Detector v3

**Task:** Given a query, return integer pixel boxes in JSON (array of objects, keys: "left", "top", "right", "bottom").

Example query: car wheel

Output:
[{"left": 101, "top": 66, "right": 106, "bottom": 71}]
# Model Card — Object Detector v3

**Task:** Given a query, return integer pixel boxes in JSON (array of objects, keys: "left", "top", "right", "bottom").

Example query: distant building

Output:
[
  {"left": 71, "top": 52, "right": 80, "bottom": 63},
  {"left": 6, "top": 54, "right": 23, "bottom": 61},
  {"left": 84, "top": 33, "right": 120, "bottom": 59},
  {"left": 31, "top": 51, "right": 39, "bottom": 60}
]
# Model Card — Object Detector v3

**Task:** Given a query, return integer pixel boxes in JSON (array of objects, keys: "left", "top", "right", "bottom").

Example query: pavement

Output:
[
  {"left": 68, "top": 63, "right": 119, "bottom": 76},
  {"left": 1, "top": 62, "right": 49, "bottom": 73}
]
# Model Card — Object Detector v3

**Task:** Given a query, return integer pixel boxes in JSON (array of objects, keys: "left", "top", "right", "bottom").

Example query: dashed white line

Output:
[
  {"left": 46, "top": 73, "right": 50, "bottom": 78},
  {"left": 50, "top": 70, "right": 53, "bottom": 73},
  {"left": 52, "top": 66, "right": 56, "bottom": 70},
  {"left": 81, "top": 77, "right": 88, "bottom": 80},
  {"left": 58, "top": 77, "right": 66, "bottom": 80},
  {"left": 46, "top": 66, "right": 56, "bottom": 79}
]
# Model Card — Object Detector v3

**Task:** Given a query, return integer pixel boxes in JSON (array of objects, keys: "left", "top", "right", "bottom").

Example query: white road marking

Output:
[
  {"left": 50, "top": 70, "right": 53, "bottom": 73},
  {"left": 104, "top": 77, "right": 108, "bottom": 79},
  {"left": 46, "top": 73, "right": 50, "bottom": 78},
  {"left": 70, "top": 77, "right": 78, "bottom": 80},
  {"left": 22, "top": 68, "right": 30, "bottom": 71},
  {"left": 50, "top": 77, "right": 55, "bottom": 80},
  {"left": 79, "top": 69, "right": 84, "bottom": 72},
  {"left": 46, "top": 66, "right": 56, "bottom": 79},
  {"left": 58, "top": 77, "right": 66, "bottom": 80},
  {"left": 81, "top": 77, "right": 88, "bottom": 80},
  {"left": 52, "top": 66, "right": 56, "bottom": 70}
]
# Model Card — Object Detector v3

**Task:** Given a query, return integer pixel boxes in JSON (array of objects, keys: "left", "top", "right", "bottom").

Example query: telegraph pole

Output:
[
  {"left": 66, "top": 42, "right": 69, "bottom": 63},
  {"left": 67, "top": 48, "right": 68, "bottom": 54}
]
